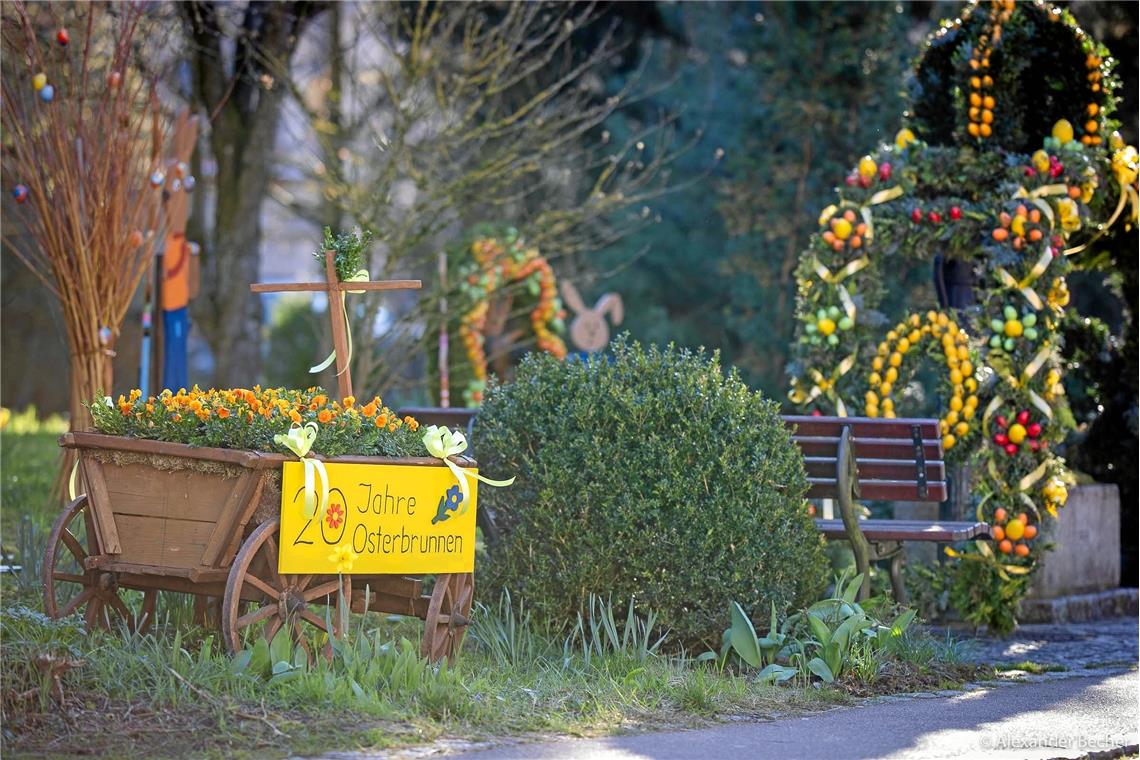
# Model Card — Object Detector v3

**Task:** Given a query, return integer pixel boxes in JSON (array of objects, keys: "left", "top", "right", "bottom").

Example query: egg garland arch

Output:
[
  {"left": 787, "top": 0, "right": 1138, "bottom": 608},
  {"left": 448, "top": 227, "right": 567, "bottom": 406}
]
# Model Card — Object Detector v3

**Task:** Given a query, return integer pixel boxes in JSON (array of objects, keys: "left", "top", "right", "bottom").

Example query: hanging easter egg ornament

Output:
[
  {"left": 12, "top": 184, "right": 29, "bottom": 203},
  {"left": 33, "top": 72, "right": 47, "bottom": 91},
  {"left": 149, "top": 170, "right": 165, "bottom": 188},
  {"left": 98, "top": 326, "right": 113, "bottom": 346},
  {"left": 56, "top": 28, "right": 70, "bottom": 46},
  {"left": 39, "top": 84, "right": 55, "bottom": 103},
  {"left": 128, "top": 229, "right": 144, "bottom": 248},
  {"left": 182, "top": 175, "right": 196, "bottom": 192},
  {"left": 107, "top": 71, "right": 121, "bottom": 89}
]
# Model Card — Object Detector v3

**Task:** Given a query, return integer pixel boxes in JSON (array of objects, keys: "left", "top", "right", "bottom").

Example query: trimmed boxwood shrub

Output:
[{"left": 475, "top": 337, "right": 828, "bottom": 647}]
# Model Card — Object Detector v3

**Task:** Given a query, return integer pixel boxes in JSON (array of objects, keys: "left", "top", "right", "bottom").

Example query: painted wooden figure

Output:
[{"left": 159, "top": 110, "right": 200, "bottom": 391}]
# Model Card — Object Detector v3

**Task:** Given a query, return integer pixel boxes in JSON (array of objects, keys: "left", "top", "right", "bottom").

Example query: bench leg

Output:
[
  {"left": 889, "top": 550, "right": 908, "bottom": 605},
  {"left": 835, "top": 427, "right": 872, "bottom": 601}
]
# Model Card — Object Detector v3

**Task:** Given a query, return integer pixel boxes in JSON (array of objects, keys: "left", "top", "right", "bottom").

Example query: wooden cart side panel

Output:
[
  {"left": 94, "top": 461, "right": 242, "bottom": 569},
  {"left": 100, "top": 463, "right": 235, "bottom": 524},
  {"left": 114, "top": 514, "right": 216, "bottom": 569},
  {"left": 80, "top": 458, "right": 122, "bottom": 555},
  {"left": 201, "top": 471, "right": 263, "bottom": 567},
  {"left": 214, "top": 472, "right": 271, "bottom": 569}
]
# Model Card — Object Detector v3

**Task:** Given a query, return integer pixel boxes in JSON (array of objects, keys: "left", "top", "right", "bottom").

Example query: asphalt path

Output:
[{"left": 448, "top": 670, "right": 1139, "bottom": 760}]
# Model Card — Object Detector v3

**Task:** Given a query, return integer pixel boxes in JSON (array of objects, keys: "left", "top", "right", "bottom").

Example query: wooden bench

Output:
[
  {"left": 786, "top": 415, "right": 989, "bottom": 602},
  {"left": 398, "top": 407, "right": 990, "bottom": 603}
]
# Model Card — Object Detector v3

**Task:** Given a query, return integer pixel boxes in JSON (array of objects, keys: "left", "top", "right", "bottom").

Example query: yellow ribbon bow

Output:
[
  {"left": 310, "top": 269, "right": 370, "bottom": 375},
  {"left": 422, "top": 424, "right": 514, "bottom": 513},
  {"left": 274, "top": 422, "right": 330, "bottom": 519}
]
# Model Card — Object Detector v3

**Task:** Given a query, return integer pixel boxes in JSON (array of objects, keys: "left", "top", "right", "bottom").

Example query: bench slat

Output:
[
  {"left": 793, "top": 435, "right": 943, "bottom": 461},
  {"left": 814, "top": 518, "right": 989, "bottom": 542},
  {"left": 785, "top": 416, "right": 941, "bottom": 440},
  {"left": 803, "top": 456, "right": 945, "bottom": 482},
  {"left": 808, "top": 478, "right": 948, "bottom": 502}
]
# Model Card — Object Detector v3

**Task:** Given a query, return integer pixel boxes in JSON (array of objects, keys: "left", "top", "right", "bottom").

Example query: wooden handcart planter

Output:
[{"left": 45, "top": 431, "right": 474, "bottom": 663}]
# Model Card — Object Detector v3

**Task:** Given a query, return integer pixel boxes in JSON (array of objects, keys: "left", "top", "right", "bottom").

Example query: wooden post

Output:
[
  {"left": 250, "top": 253, "right": 421, "bottom": 400},
  {"left": 324, "top": 252, "right": 354, "bottom": 400},
  {"left": 438, "top": 249, "right": 450, "bottom": 408}
]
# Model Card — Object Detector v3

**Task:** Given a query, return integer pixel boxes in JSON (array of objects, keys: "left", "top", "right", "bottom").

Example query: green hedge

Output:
[{"left": 475, "top": 337, "right": 827, "bottom": 646}]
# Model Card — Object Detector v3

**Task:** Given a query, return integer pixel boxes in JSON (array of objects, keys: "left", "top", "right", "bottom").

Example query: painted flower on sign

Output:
[{"left": 325, "top": 501, "right": 344, "bottom": 530}]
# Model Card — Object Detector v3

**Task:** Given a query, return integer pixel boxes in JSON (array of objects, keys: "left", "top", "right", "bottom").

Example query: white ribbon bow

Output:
[
  {"left": 422, "top": 424, "right": 514, "bottom": 513},
  {"left": 274, "top": 422, "right": 330, "bottom": 519}
]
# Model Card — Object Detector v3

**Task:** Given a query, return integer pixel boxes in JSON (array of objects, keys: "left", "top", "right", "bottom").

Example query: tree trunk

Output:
[
  {"left": 191, "top": 99, "right": 283, "bottom": 387},
  {"left": 182, "top": 1, "right": 326, "bottom": 388}
]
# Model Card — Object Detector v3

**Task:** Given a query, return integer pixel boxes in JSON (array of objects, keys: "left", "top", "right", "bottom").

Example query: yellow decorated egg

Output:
[
  {"left": 1008, "top": 423, "right": 1027, "bottom": 444},
  {"left": 1052, "top": 119, "right": 1074, "bottom": 144}
]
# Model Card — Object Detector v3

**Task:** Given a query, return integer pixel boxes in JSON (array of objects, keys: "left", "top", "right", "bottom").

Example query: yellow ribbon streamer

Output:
[
  {"left": 981, "top": 395, "right": 1004, "bottom": 437},
  {"left": 867, "top": 185, "right": 904, "bottom": 206},
  {"left": 859, "top": 186, "right": 904, "bottom": 243},
  {"left": 68, "top": 460, "right": 80, "bottom": 501},
  {"left": 1017, "top": 491, "right": 1042, "bottom": 521},
  {"left": 793, "top": 353, "right": 857, "bottom": 416},
  {"left": 1014, "top": 183, "right": 1069, "bottom": 201},
  {"left": 811, "top": 256, "right": 869, "bottom": 286},
  {"left": 818, "top": 205, "right": 839, "bottom": 226},
  {"left": 274, "top": 422, "right": 330, "bottom": 519},
  {"left": 1022, "top": 344, "right": 1052, "bottom": 382},
  {"left": 1017, "top": 459, "right": 1051, "bottom": 493},
  {"left": 837, "top": 285, "right": 857, "bottom": 323},
  {"left": 808, "top": 256, "right": 867, "bottom": 324},
  {"left": 1026, "top": 390, "right": 1053, "bottom": 421},
  {"left": 994, "top": 245, "right": 1053, "bottom": 311},
  {"left": 422, "top": 425, "right": 514, "bottom": 512},
  {"left": 1063, "top": 184, "right": 1139, "bottom": 256},
  {"left": 310, "top": 269, "right": 370, "bottom": 375}
]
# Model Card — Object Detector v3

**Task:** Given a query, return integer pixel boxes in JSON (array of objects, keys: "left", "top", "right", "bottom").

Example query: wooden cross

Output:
[{"left": 250, "top": 251, "right": 420, "bottom": 400}]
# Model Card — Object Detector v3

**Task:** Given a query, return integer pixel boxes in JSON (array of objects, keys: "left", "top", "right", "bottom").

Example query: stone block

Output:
[
  {"left": 1019, "top": 588, "right": 1138, "bottom": 624},
  {"left": 1029, "top": 483, "right": 1121, "bottom": 599}
]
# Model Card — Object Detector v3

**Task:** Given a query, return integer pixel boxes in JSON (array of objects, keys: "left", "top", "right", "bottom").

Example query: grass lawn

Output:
[{"left": 0, "top": 427, "right": 984, "bottom": 759}]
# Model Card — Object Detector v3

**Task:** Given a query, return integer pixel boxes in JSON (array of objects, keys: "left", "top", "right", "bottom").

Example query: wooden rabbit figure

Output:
[{"left": 560, "top": 281, "right": 624, "bottom": 354}]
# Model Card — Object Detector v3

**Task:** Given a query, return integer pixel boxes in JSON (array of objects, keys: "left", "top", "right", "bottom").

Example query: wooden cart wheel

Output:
[
  {"left": 42, "top": 495, "right": 157, "bottom": 633},
  {"left": 222, "top": 518, "right": 348, "bottom": 660},
  {"left": 421, "top": 572, "right": 474, "bottom": 663}
]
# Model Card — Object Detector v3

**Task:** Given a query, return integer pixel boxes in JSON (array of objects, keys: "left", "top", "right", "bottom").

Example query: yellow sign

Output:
[{"left": 278, "top": 462, "right": 476, "bottom": 574}]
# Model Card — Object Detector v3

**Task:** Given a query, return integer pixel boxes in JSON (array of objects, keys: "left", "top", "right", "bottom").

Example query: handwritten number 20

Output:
[{"left": 290, "top": 486, "right": 348, "bottom": 546}]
